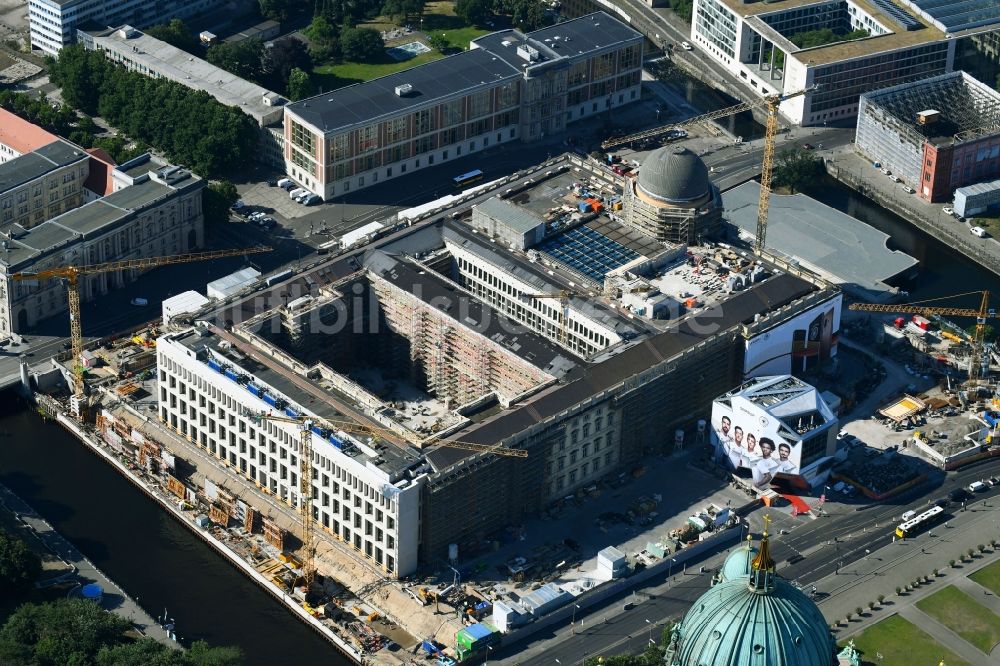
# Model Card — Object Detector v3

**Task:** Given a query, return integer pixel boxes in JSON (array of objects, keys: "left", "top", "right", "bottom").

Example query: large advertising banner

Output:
[
  {"left": 743, "top": 295, "right": 842, "bottom": 378},
  {"left": 711, "top": 399, "right": 801, "bottom": 489}
]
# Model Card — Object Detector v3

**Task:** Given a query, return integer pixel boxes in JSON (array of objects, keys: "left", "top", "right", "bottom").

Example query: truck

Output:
[{"left": 911, "top": 315, "right": 932, "bottom": 330}]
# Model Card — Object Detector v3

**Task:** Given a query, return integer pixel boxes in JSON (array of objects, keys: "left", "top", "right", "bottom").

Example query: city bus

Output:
[
  {"left": 894, "top": 506, "right": 944, "bottom": 539},
  {"left": 453, "top": 169, "right": 483, "bottom": 187}
]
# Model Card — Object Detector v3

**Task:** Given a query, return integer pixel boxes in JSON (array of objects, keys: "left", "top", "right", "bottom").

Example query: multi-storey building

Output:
[
  {"left": 0, "top": 140, "right": 90, "bottom": 229},
  {"left": 80, "top": 26, "right": 287, "bottom": 166},
  {"left": 28, "top": 0, "right": 220, "bottom": 56},
  {"left": 156, "top": 327, "right": 427, "bottom": 577},
  {"left": 0, "top": 110, "right": 60, "bottom": 164},
  {"left": 690, "top": 0, "right": 958, "bottom": 125},
  {"left": 283, "top": 12, "right": 642, "bottom": 200},
  {"left": 855, "top": 71, "right": 1000, "bottom": 202},
  {"left": 0, "top": 157, "right": 203, "bottom": 336}
]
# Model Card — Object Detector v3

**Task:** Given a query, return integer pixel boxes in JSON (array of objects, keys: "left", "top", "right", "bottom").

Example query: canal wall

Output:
[
  {"left": 35, "top": 394, "right": 366, "bottom": 665},
  {"left": 825, "top": 161, "right": 1000, "bottom": 278}
]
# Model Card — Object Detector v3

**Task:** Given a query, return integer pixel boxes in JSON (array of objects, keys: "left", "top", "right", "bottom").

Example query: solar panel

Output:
[
  {"left": 870, "top": 0, "right": 923, "bottom": 31},
  {"left": 909, "top": 0, "right": 1000, "bottom": 32},
  {"left": 536, "top": 226, "right": 640, "bottom": 283}
]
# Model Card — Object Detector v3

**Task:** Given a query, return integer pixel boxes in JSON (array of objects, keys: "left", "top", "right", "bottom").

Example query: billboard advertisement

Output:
[
  {"left": 743, "top": 294, "right": 842, "bottom": 378},
  {"left": 711, "top": 399, "right": 801, "bottom": 488}
]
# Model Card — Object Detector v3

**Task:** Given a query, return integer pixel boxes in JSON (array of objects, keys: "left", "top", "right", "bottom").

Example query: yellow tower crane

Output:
[
  {"left": 601, "top": 87, "right": 814, "bottom": 253},
  {"left": 245, "top": 409, "right": 527, "bottom": 589},
  {"left": 10, "top": 246, "right": 272, "bottom": 413},
  {"left": 848, "top": 290, "right": 995, "bottom": 382}
]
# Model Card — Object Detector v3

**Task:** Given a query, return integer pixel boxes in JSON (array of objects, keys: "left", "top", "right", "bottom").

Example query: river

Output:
[{"left": 0, "top": 400, "right": 347, "bottom": 666}]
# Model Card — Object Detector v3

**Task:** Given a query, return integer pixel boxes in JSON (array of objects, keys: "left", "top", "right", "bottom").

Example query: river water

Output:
[{"left": 0, "top": 401, "right": 346, "bottom": 666}]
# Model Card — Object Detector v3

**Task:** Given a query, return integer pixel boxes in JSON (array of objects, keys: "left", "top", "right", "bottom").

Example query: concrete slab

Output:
[{"left": 723, "top": 181, "right": 917, "bottom": 300}]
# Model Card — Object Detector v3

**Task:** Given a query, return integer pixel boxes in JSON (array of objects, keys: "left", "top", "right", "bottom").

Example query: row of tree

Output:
[{"left": 47, "top": 45, "right": 259, "bottom": 178}]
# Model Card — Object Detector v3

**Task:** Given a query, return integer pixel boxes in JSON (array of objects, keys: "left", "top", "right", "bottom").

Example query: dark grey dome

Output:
[{"left": 637, "top": 146, "right": 711, "bottom": 204}]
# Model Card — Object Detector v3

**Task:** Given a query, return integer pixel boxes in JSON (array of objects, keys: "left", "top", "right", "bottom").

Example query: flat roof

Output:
[
  {"left": 0, "top": 140, "right": 87, "bottom": 195},
  {"left": 427, "top": 271, "right": 821, "bottom": 468},
  {"left": 475, "top": 197, "right": 544, "bottom": 233},
  {"left": 898, "top": 0, "right": 1000, "bottom": 33},
  {"left": 171, "top": 328, "right": 423, "bottom": 476},
  {"left": 288, "top": 48, "right": 520, "bottom": 134},
  {"left": 364, "top": 249, "right": 580, "bottom": 378},
  {"left": 89, "top": 26, "right": 285, "bottom": 126},
  {"left": 956, "top": 178, "right": 1000, "bottom": 197},
  {"left": 720, "top": 0, "right": 947, "bottom": 66},
  {"left": 723, "top": 181, "right": 916, "bottom": 296},
  {"left": 288, "top": 12, "right": 641, "bottom": 135}
]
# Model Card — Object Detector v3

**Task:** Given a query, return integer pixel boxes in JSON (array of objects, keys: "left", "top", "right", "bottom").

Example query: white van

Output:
[
  {"left": 289, "top": 187, "right": 307, "bottom": 199},
  {"left": 971, "top": 226, "right": 988, "bottom": 238},
  {"left": 277, "top": 177, "right": 292, "bottom": 188},
  {"left": 901, "top": 510, "right": 917, "bottom": 521},
  {"left": 969, "top": 481, "right": 988, "bottom": 493}
]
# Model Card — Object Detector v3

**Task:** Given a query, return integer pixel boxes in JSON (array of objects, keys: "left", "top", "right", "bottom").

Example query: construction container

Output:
[
  {"left": 912, "top": 315, "right": 931, "bottom": 330},
  {"left": 596, "top": 546, "right": 628, "bottom": 581},
  {"left": 491, "top": 601, "right": 527, "bottom": 633},
  {"left": 577, "top": 201, "right": 592, "bottom": 213},
  {"left": 456, "top": 622, "right": 500, "bottom": 656},
  {"left": 520, "top": 583, "right": 572, "bottom": 616}
]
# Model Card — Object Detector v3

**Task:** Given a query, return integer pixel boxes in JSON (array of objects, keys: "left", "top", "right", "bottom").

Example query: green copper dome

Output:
[
  {"left": 718, "top": 543, "right": 758, "bottom": 584},
  {"left": 668, "top": 529, "right": 833, "bottom": 666}
]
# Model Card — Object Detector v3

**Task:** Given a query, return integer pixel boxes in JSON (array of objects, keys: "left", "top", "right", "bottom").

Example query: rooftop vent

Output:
[
  {"left": 118, "top": 26, "right": 140, "bottom": 39},
  {"left": 395, "top": 83, "right": 414, "bottom": 96},
  {"left": 917, "top": 109, "right": 940, "bottom": 126},
  {"left": 517, "top": 44, "right": 540, "bottom": 62}
]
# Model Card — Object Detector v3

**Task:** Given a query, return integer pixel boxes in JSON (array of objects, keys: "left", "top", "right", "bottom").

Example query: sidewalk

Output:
[
  {"left": 815, "top": 500, "right": 1000, "bottom": 651},
  {"left": 0, "top": 482, "right": 176, "bottom": 647}
]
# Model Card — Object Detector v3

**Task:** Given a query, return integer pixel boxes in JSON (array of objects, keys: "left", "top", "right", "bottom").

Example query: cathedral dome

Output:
[{"left": 718, "top": 542, "right": 758, "bottom": 583}]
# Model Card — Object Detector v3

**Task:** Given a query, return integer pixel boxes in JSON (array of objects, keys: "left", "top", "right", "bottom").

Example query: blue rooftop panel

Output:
[{"left": 536, "top": 226, "right": 640, "bottom": 283}]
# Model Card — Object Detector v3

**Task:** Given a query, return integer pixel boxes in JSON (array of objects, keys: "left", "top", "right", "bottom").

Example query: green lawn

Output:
[
  {"left": 916, "top": 585, "right": 1000, "bottom": 654},
  {"left": 313, "top": 50, "right": 444, "bottom": 89},
  {"left": 426, "top": 25, "right": 491, "bottom": 51},
  {"left": 845, "top": 615, "right": 971, "bottom": 666},
  {"left": 970, "top": 559, "right": 1000, "bottom": 597}
]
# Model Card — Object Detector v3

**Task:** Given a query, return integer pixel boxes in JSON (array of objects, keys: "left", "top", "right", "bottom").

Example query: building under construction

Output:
[{"left": 162, "top": 151, "right": 843, "bottom": 571}]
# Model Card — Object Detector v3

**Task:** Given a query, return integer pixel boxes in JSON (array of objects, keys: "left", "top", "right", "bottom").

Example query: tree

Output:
[
  {"left": 263, "top": 37, "right": 312, "bottom": 90},
  {"left": 341, "top": 27, "right": 384, "bottom": 62},
  {"left": 456, "top": 0, "right": 490, "bottom": 26},
  {"left": 510, "top": 0, "right": 548, "bottom": 30},
  {"left": 145, "top": 19, "right": 200, "bottom": 54},
  {"left": 303, "top": 15, "right": 339, "bottom": 62},
  {"left": 428, "top": 34, "right": 450, "bottom": 53},
  {"left": 772, "top": 148, "right": 824, "bottom": 194},
  {"left": 287, "top": 67, "right": 317, "bottom": 101},
  {"left": 45, "top": 46, "right": 106, "bottom": 114},
  {"left": 666, "top": 0, "right": 693, "bottom": 22},
  {"left": 206, "top": 39, "right": 265, "bottom": 82},
  {"left": 259, "top": 0, "right": 295, "bottom": 22},
  {"left": 0, "top": 529, "right": 41, "bottom": 597},
  {"left": 204, "top": 180, "right": 239, "bottom": 226}
]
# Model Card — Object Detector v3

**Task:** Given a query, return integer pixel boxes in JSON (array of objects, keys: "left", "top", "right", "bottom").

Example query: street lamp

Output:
[
  {"left": 571, "top": 604, "right": 581, "bottom": 634},
  {"left": 669, "top": 557, "right": 677, "bottom": 579},
  {"left": 485, "top": 646, "right": 493, "bottom": 665},
  {"left": 646, "top": 618, "right": 653, "bottom": 644}
]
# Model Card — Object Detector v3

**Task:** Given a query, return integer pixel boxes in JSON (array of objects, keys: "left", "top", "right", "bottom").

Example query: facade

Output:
[
  {"left": 954, "top": 178, "right": 1000, "bottom": 217},
  {"left": 690, "top": 0, "right": 957, "bottom": 125},
  {"left": 0, "top": 159, "right": 203, "bottom": 336},
  {"left": 157, "top": 328, "right": 427, "bottom": 577},
  {"left": 856, "top": 71, "right": 1000, "bottom": 202},
  {"left": 0, "top": 140, "right": 90, "bottom": 229},
  {"left": 710, "top": 375, "right": 839, "bottom": 488},
  {"left": 283, "top": 13, "right": 643, "bottom": 200},
  {"left": 622, "top": 146, "right": 723, "bottom": 243},
  {"left": 28, "top": 0, "right": 220, "bottom": 56}
]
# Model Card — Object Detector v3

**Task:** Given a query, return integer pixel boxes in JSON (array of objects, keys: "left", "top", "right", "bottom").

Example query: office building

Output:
[
  {"left": 0, "top": 157, "right": 204, "bottom": 336},
  {"left": 0, "top": 140, "right": 90, "bottom": 229},
  {"left": 28, "top": 0, "right": 220, "bottom": 56},
  {"left": 283, "top": 12, "right": 643, "bottom": 200},
  {"left": 0, "top": 109, "right": 60, "bottom": 164},
  {"left": 855, "top": 71, "right": 1000, "bottom": 201},
  {"left": 690, "top": 0, "right": 958, "bottom": 125}
]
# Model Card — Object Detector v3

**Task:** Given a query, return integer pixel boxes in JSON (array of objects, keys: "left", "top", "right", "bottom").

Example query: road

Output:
[{"left": 491, "top": 458, "right": 1000, "bottom": 665}]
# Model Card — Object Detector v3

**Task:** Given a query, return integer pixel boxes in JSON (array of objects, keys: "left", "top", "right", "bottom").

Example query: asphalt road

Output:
[{"left": 492, "top": 458, "right": 1000, "bottom": 666}]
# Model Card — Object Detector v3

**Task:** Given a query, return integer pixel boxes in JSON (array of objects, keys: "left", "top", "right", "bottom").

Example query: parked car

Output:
[
  {"left": 277, "top": 177, "right": 293, "bottom": 188},
  {"left": 131, "top": 297, "right": 148, "bottom": 306},
  {"left": 303, "top": 194, "right": 322, "bottom": 206},
  {"left": 971, "top": 226, "right": 988, "bottom": 238},
  {"left": 879, "top": 167, "right": 891, "bottom": 176},
  {"left": 266, "top": 178, "right": 277, "bottom": 187},
  {"left": 289, "top": 187, "right": 308, "bottom": 199},
  {"left": 231, "top": 200, "right": 244, "bottom": 211},
  {"left": 680, "top": 41, "right": 693, "bottom": 51},
  {"left": 889, "top": 175, "right": 902, "bottom": 183},
  {"left": 900, "top": 185, "right": 915, "bottom": 194},
  {"left": 950, "top": 488, "right": 972, "bottom": 502},
  {"left": 801, "top": 143, "right": 814, "bottom": 150},
  {"left": 942, "top": 206, "right": 954, "bottom": 216}
]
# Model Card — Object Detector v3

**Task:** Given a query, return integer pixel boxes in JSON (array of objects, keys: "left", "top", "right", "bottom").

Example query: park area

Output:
[
  {"left": 313, "top": 1, "right": 491, "bottom": 89},
  {"left": 845, "top": 615, "right": 971, "bottom": 666},
  {"left": 915, "top": 585, "right": 1000, "bottom": 654},
  {"left": 970, "top": 559, "right": 1000, "bottom": 596}
]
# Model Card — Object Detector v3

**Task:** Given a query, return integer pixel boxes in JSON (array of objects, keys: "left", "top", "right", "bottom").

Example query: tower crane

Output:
[
  {"left": 10, "top": 246, "right": 272, "bottom": 413},
  {"left": 848, "top": 290, "right": 995, "bottom": 381},
  {"left": 244, "top": 409, "right": 527, "bottom": 589},
  {"left": 601, "top": 87, "right": 814, "bottom": 253}
]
